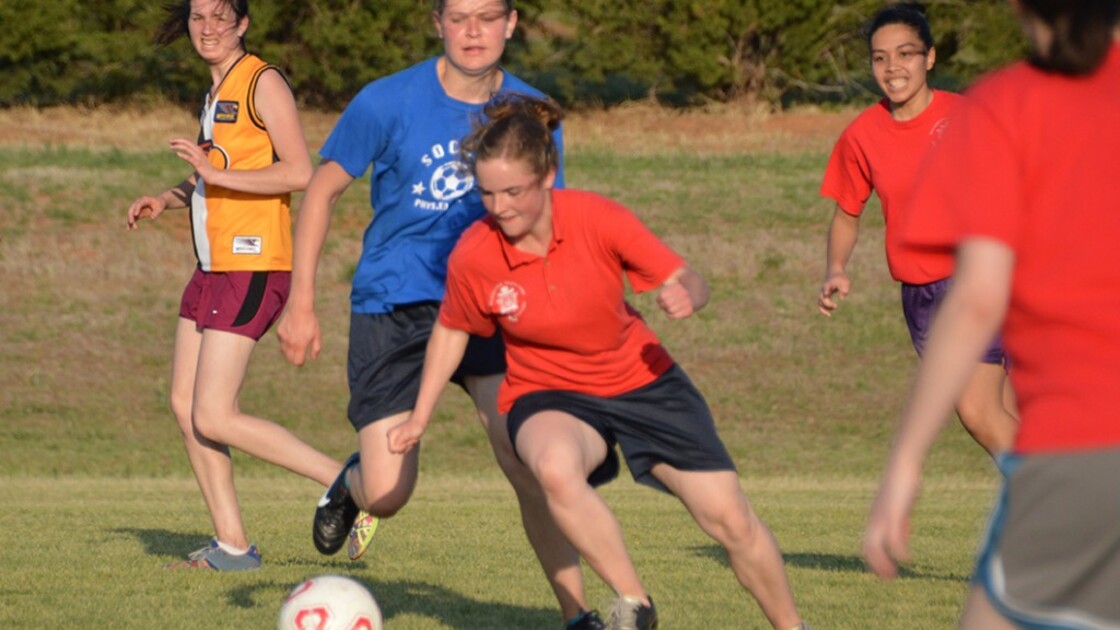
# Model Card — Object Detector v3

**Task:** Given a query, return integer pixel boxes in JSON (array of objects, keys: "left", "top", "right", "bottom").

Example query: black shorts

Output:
[
  {"left": 506, "top": 365, "right": 737, "bottom": 494},
  {"left": 346, "top": 302, "right": 505, "bottom": 431}
]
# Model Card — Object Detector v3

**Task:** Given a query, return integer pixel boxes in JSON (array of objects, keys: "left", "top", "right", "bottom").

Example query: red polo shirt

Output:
[{"left": 440, "top": 188, "right": 683, "bottom": 412}]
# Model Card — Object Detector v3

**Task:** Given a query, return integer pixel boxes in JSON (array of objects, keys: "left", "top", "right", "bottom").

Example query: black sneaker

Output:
[
  {"left": 565, "top": 609, "right": 606, "bottom": 630},
  {"left": 313, "top": 452, "right": 360, "bottom": 555},
  {"left": 606, "top": 596, "right": 657, "bottom": 630}
]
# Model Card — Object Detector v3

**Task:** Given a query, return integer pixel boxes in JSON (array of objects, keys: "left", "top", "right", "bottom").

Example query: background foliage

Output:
[{"left": 1, "top": 0, "right": 1027, "bottom": 108}]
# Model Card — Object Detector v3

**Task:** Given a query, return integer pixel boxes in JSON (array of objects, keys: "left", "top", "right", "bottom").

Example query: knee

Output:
[
  {"left": 190, "top": 403, "right": 227, "bottom": 444},
  {"left": 169, "top": 391, "right": 193, "bottom": 432},
  {"left": 701, "top": 502, "right": 762, "bottom": 549},
  {"left": 527, "top": 451, "right": 584, "bottom": 502},
  {"left": 356, "top": 480, "right": 410, "bottom": 519}
]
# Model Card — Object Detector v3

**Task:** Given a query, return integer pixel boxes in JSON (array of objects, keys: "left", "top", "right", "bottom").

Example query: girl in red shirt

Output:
[
  {"left": 866, "top": 1, "right": 1120, "bottom": 627},
  {"left": 387, "top": 95, "right": 809, "bottom": 630},
  {"left": 817, "top": 3, "right": 1017, "bottom": 456}
]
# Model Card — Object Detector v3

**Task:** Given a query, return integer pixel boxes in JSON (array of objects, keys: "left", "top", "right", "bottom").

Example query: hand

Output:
[
  {"left": 169, "top": 137, "right": 218, "bottom": 183},
  {"left": 818, "top": 272, "right": 851, "bottom": 317},
  {"left": 863, "top": 471, "right": 920, "bottom": 580},
  {"left": 276, "top": 306, "right": 321, "bottom": 366},
  {"left": 657, "top": 280, "right": 695, "bottom": 320},
  {"left": 387, "top": 417, "right": 427, "bottom": 454},
  {"left": 126, "top": 195, "right": 167, "bottom": 230}
]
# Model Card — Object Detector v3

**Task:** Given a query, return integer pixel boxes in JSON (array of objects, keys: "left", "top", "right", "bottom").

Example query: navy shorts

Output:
[
  {"left": 901, "top": 279, "right": 1006, "bottom": 365},
  {"left": 346, "top": 302, "right": 505, "bottom": 431},
  {"left": 506, "top": 365, "right": 737, "bottom": 494}
]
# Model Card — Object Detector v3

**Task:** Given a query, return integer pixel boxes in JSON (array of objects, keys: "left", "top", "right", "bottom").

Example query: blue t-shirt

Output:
[{"left": 320, "top": 57, "right": 566, "bottom": 314}]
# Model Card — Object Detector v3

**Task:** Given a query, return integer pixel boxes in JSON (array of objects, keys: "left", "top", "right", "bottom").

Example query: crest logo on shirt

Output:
[
  {"left": 214, "top": 101, "right": 240, "bottom": 124},
  {"left": 930, "top": 116, "right": 950, "bottom": 146},
  {"left": 489, "top": 281, "right": 527, "bottom": 323}
]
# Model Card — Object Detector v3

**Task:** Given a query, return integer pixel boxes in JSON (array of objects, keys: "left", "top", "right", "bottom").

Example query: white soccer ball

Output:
[{"left": 277, "top": 574, "right": 383, "bottom": 630}]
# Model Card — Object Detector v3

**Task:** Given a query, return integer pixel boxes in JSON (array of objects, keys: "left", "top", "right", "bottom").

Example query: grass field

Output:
[{"left": 0, "top": 105, "right": 1000, "bottom": 628}]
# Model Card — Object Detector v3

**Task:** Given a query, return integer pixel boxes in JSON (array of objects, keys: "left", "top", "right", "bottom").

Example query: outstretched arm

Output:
[
  {"left": 276, "top": 160, "right": 355, "bottom": 365},
  {"left": 864, "top": 238, "right": 1013, "bottom": 579},
  {"left": 387, "top": 322, "right": 472, "bottom": 454},
  {"left": 818, "top": 206, "right": 860, "bottom": 316}
]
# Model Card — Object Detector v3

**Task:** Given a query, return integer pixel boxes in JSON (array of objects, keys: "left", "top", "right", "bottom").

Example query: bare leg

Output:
[
  {"left": 516, "top": 410, "right": 649, "bottom": 603},
  {"left": 169, "top": 318, "right": 248, "bottom": 548},
  {"left": 652, "top": 466, "right": 801, "bottom": 630},
  {"left": 465, "top": 375, "right": 589, "bottom": 620},
  {"left": 345, "top": 411, "right": 421, "bottom": 518},
  {"left": 958, "top": 587, "right": 1017, "bottom": 630},
  {"left": 955, "top": 362, "right": 1017, "bottom": 457},
  {"left": 191, "top": 329, "right": 340, "bottom": 488}
]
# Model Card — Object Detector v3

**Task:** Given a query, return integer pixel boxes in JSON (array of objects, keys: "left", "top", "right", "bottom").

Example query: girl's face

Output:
[
  {"left": 188, "top": 0, "right": 247, "bottom": 66},
  {"left": 475, "top": 156, "right": 556, "bottom": 247},
  {"left": 870, "top": 23, "right": 936, "bottom": 117},
  {"left": 434, "top": 0, "right": 517, "bottom": 78}
]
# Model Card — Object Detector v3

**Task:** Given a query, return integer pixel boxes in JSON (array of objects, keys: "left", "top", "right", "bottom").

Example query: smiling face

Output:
[
  {"left": 187, "top": 0, "right": 247, "bottom": 67},
  {"left": 475, "top": 156, "right": 556, "bottom": 251},
  {"left": 870, "top": 23, "right": 936, "bottom": 120},
  {"left": 434, "top": 0, "right": 517, "bottom": 78}
]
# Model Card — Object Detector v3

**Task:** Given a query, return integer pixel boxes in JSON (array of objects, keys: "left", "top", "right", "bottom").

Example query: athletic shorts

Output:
[
  {"left": 178, "top": 267, "right": 289, "bottom": 341},
  {"left": 901, "top": 279, "right": 1006, "bottom": 365},
  {"left": 974, "top": 449, "right": 1120, "bottom": 628},
  {"left": 346, "top": 302, "right": 506, "bottom": 431},
  {"left": 506, "top": 365, "right": 737, "bottom": 495}
]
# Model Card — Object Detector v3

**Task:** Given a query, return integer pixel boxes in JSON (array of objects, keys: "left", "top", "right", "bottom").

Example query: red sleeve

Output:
[
  {"left": 820, "top": 122, "right": 873, "bottom": 216},
  {"left": 438, "top": 243, "right": 498, "bottom": 338},
  {"left": 901, "top": 85, "right": 1025, "bottom": 253},
  {"left": 594, "top": 197, "right": 685, "bottom": 293}
]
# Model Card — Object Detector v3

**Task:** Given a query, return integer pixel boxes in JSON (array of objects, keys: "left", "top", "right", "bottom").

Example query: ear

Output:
[
  {"left": 926, "top": 46, "right": 937, "bottom": 71},
  {"left": 433, "top": 11, "right": 444, "bottom": 39},
  {"left": 542, "top": 167, "right": 557, "bottom": 190},
  {"left": 237, "top": 15, "right": 250, "bottom": 39},
  {"left": 504, "top": 9, "right": 518, "bottom": 40}
]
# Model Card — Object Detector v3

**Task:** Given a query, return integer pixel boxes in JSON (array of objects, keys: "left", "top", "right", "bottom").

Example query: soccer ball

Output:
[
  {"left": 429, "top": 161, "right": 473, "bottom": 201},
  {"left": 277, "top": 574, "right": 383, "bottom": 630}
]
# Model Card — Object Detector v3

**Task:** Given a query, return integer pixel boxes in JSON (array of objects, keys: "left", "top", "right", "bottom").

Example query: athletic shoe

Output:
[
  {"left": 606, "top": 596, "right": 658, "bottom": 630},
  {"left": 565, "top": 609, "right": 606, "bottom": 629},
  {"left": 186, "top": 538, "right": 218, "bottom": 561},
  {"left": 313, "top": 452, "right": 361, "bottom": 555},
  {"left": 165, "top": 543, "right": 261, "bottom": 571},
  {"left": 346, "top": 511, "right": 379, "bottom": 561}
]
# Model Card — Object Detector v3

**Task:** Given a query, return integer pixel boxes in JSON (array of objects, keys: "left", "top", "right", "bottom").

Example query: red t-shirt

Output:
[
  {"left": 820, "top": 90, "right": 961, "bottom": 284},
  {"left": 902, "top": 45, "right": 1120, "bottom": 453},
  {"left": 440, "top": 189, "right": 683, "bottom": 413}
]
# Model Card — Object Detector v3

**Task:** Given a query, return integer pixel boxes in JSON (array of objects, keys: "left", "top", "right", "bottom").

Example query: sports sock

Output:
[{"left": 216, "top": 540, "right": 250, "bottom": 556}]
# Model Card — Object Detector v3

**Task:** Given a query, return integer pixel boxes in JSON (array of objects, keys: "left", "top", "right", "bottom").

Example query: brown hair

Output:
[
  {"left": 462, "top": 93, "right": 562, "bottom": 180},
  {"left": 155, "top": 0, "right": 249, "bottom": 48},
  {"left": 432, "top": 0, "right": 514, "bottom": 15},
  {"left": 1019, "top": 0, "right": 1120, "bottom": 75}
]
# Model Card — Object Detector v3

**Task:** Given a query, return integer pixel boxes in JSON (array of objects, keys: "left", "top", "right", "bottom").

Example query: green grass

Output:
[{"left": 0, "top": 139, "right": 1001, "bottom": 628}]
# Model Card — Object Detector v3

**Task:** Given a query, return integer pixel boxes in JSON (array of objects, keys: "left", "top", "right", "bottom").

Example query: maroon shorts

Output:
[{"left": 178, "top": 268, "right": 290, "bottom": 341}]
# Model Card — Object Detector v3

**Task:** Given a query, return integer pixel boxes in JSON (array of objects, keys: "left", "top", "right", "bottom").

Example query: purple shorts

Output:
[
  {"left": 178, "top": 268, "right": 290, "bottom": 341},
  {"left": 901, "top": 278, "right": 1006, "bottom": 365}
]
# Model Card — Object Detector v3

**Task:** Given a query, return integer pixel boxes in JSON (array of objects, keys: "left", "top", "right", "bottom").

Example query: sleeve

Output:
[
  {"left": 318, "top": 83, "right": 390, "bottom": 179},
  {"left": 901, "top": 88, "right": 1025, "bottom": 253},
  {"left": 820, "top": 124, "right": 873, "bottom": 216},
  {"left": 438, "top": 243, "right": 498, "bottom": 337},
  {"left": 593, "top": 197, "right": 685, "bottom": 293}
]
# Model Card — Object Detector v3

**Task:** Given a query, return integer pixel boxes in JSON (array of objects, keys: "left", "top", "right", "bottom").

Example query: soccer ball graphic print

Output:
[
  {"left": 429, "top": 161, "right": 473, "bottom": 201},
  {"left": 278, "top": 574, "right": 383, "bottom": 630}
]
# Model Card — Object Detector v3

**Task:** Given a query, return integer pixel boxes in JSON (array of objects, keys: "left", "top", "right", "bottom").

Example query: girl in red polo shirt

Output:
[
  {"left": 386, "top": 95, "right": 809, "bottom": 630},
  {"left": 865, "top": 1, "right": 1120, "bottom": 627},
  {"left": 817, "top": 3, "right": 1017, "bottom": 456}
]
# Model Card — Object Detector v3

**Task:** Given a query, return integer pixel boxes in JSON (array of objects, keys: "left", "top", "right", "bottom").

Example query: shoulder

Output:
[
  {"left": 348, "top": 59, "right": 435, "bottom": 108},
  {"left": 450, "top": 218, "right": 502, "bottom": 267},
  {"left": 498, "top": 70, "right": 548, "bottom": 99},
  {"left": 835, "top": 100, "right": 889, "bottom": 144}
]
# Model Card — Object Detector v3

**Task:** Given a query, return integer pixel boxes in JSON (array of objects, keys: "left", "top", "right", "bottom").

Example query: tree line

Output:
[{"left": 0, "top": 0, "right": 1027, "bottom": 109}]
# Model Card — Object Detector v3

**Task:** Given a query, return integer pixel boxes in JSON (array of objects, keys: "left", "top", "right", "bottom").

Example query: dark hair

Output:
[
  {"left": 155, "top": 0, "right": 250, "bottom": 48},
  {"left": 866, "top": 2, "right": 934, "bottom": 50},
  {"left": 462, "top": 93, "right": 562, "bottom": 180},
  {"left": 432, "top": 0, "right": 514, "bottom": 14},
  {"left": 1019, "top": 0, "right": 1120, "bottom": 75}
]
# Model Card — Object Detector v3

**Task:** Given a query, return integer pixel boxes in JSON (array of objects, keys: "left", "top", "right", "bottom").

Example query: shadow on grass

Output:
[
  {"left": 111, "top": 527, "right": 558, "bottom": 628},
  {"left": 689, "top": 545, "right": 969, "bottom": 582}
]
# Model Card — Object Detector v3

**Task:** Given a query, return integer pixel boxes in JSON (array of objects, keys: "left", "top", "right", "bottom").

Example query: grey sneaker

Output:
[
  {"left": 186, "top": 538, "right": 218, "bottom": 561},
  {"left": 566, "top": 609, "right": 606, "bottom": 629},
  {"left": 606, "top": 596, "right": 657, "bottom": 630},
  {"left": 166, "top": 542, "right": 261, "bottom": 571}
]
